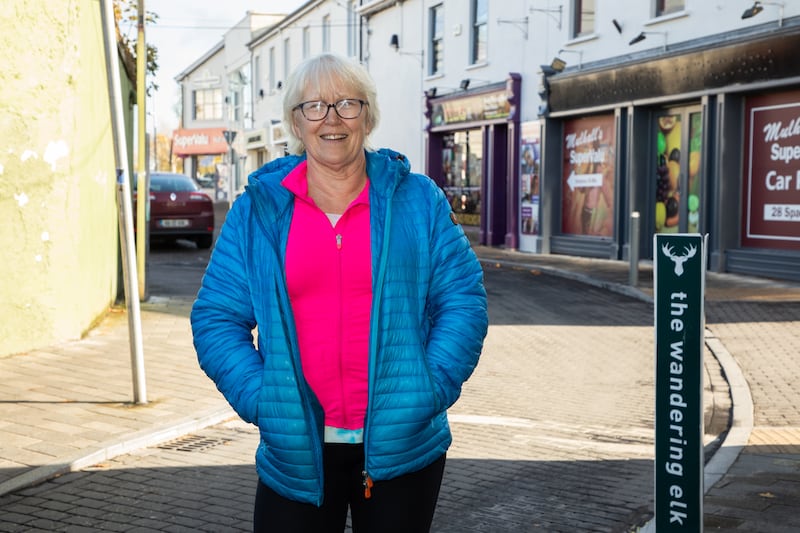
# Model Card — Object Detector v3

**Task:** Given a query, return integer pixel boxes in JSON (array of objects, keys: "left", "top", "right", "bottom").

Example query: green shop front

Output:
[{"left": 537, "top": 26, "right": 800, "bottom": 281}]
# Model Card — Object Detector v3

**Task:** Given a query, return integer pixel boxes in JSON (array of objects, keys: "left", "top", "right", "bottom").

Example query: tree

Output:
[{"left": 114, "top": 0, "right": 159, "bottom": 95}]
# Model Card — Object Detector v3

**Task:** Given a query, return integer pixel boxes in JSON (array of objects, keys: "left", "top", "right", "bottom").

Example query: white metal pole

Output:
[
  {"left": 136, "top": 0, "right": 148, "bottom": 301},
  {"left": 100, "top": 0, "right": 147, "bottom": 404}
]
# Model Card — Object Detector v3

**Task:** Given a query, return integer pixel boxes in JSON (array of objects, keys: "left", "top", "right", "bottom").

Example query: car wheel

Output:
[{"left": 196, "top": 234, "right": 213, "bottom": 249}]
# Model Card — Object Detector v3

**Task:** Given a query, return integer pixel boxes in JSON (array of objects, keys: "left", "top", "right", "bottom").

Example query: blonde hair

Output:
[{"left": 282, "top": 53, "right": 380, "bottom": 155}]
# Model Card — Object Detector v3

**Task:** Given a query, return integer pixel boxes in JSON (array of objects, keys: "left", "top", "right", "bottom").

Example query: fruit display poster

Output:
[
  {"left": 561, "top": 114, "right": 615, "bottom": 236},
  {"left": 654, "top": 112, "right": 703, "bottom": 234},
  {"left": 743, "top": 94, "right": 800, "bottom": 250}
]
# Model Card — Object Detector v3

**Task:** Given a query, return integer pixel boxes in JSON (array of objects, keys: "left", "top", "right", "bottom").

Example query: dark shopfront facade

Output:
[
  {"left": 424, "top": 74, "right": 522, "bottom": 248},
  {"left": 539, "top": 23, "right": 800, "bottom": 282}
]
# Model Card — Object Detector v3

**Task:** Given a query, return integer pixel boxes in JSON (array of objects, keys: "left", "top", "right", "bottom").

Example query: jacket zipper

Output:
[
  {"left": 363, "top": 181, "right": 395, "bottom": 501},
  {"left": 362, "top": 470, "right": 374, "bottom": 498}
]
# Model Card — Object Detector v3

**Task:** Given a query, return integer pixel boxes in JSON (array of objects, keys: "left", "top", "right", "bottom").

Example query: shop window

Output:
[
  {"left": 442, "top": 129, "right": 482, "bottom": 226},
  {"left": 561, "top": 115, "right": 616, "bottom": 237},
  {"left": 471, "top": 0, "right": 488, "bottom": 64},
  {"left": 572, "top": 0, "right": 595, "bottom": 38},
  {"left": 192, "top": 88, "right": 223, "bottom": 121},
  {"left": 656, "top": 0, "right": 684, "bottom": 16},
  {"left": 654, "top": 108, "right": 703, "bottom": 235},
  {"left": 429, "top": 4, "right": 444, "bottom": 76}
]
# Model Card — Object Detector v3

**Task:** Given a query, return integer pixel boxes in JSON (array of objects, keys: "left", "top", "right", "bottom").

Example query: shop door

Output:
[
  {"left": 442, "top": 129, "right": 483, "bottom": 226},
  {"left": 653, "top": 106, "right": 704, "bottom": 234}
]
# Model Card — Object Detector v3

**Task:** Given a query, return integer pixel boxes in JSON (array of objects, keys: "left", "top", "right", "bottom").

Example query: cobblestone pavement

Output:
[{"left": 0, "top": 265, "right": 728, "bottom": 532}]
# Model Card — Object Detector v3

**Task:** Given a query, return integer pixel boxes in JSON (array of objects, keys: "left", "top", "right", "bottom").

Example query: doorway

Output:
[{"left": 442, "top": 129, "right": 483, "bottom": 226}]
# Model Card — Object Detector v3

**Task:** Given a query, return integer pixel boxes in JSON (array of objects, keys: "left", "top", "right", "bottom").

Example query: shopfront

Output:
[
  {"left": 241, "top": 122, "right": 289, "bottom": 184},
  {"left": 425, "top": 74, "right": 521, "bottom": 247},
  {"left": 172, "top": 127, "right": 229, "bottom": 200},
  {"left": 540, "top": 28, "right": 800, "bottom": 281},
  {"left": 518, "top": 120, "right": 541, "bottom": 252},
  {"left": 730, "top": 88, "right": 800, "bottom": 279}
]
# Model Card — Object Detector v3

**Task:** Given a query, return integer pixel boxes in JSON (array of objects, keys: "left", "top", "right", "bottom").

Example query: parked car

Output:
[
  {"left": 134, "top": 172, "right": 215, "bottom": 249},
  {"left": 195, "top": 172, "right": 216, "bottom": 189}
]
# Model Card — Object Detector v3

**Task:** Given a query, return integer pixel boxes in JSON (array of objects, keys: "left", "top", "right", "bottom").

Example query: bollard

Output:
[{"left": 629, "top": 211, "right": 640, "bottom": 286}]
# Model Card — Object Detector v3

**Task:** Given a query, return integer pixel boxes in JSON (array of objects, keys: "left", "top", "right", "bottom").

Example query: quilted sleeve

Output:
[
  {"left": 423, "top": 182, "right": 489, "bottom": 410},
  {"left": 191, "top": 197, "right": 262, "bottom": 424}
]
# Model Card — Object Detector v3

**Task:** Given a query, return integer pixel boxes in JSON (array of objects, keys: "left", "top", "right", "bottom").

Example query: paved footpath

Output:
[
  {"left": 1, "top": 245, "right": 799, "bottom": 531},
  {"left": 2, "top": 266, "right": 680, "bottom": 531}
]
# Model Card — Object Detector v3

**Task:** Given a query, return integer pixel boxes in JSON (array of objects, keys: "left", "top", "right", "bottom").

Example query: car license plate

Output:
[{"left": 160, "top": 219, "right": 190, "bottom": 228}]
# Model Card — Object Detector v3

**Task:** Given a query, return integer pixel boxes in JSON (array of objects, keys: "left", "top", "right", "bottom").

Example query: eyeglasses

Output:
[{"left": 294, "top": 98, "right": 367, "bottom": 121}]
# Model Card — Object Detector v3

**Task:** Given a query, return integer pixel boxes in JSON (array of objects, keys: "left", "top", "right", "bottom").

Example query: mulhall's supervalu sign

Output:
[
  {"left": 654, "top": 233, "right": 706, "bottom": 531},
  {"left": 742, "top": 90, "right": 800, "bottom": 251}
]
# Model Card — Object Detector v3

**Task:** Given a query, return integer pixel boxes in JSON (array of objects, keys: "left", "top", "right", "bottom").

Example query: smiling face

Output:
[{"left": 291, "top": 79, "right": 371, "bottom": 175}]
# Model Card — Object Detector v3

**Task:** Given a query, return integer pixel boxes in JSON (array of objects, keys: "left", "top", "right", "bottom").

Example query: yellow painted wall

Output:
[{"left": 0, "top": 1, "right": 122, "bottom": 356}]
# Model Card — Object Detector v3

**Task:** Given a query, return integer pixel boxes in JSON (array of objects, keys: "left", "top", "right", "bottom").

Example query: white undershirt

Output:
[{"left": 326, "top": 212, "right": 342, "bottom": 227}]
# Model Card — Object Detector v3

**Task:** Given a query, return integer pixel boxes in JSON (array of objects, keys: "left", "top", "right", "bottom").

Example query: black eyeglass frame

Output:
[{"left": 294, "top": 98, "right": 368, "bottom": 121}]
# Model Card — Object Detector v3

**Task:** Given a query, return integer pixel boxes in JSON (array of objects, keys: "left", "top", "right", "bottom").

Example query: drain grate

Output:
[{"left": 157, "top": 434, "right": 232, "bottom": 452}]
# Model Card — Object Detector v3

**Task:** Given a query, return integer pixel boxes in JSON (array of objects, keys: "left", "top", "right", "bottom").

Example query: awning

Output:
[{"left": 172, "top": 127, "right": 228, "bottom": 156}]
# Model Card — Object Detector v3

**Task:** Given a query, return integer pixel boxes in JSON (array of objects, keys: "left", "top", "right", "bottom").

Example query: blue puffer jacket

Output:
[{"left": 191, "top": 148, "right": 488, "bottom": 506}]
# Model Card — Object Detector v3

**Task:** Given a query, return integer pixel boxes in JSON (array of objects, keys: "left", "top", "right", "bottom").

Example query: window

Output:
[
  {"left": 254, "top": 55, "right": 262, "bottom": 96},
  {"left": 192, "top": 88, "right": 222, "bottom": 120},
  {"left": 303, "top": 26, "right": 311, "bottom": 59},
  {"left": 573, "top": 0, "right": 595, "bottom": 37},
  {"left": 442, "top": 129, "right": 483, "bottom": 226},
  {"left": 429, "top": 4, "right": 444, "bottom": 76},
  {"left": 268, "top": 47, "right": 275, "bottom": 94},
  {"left": 228, "top": 87, "right": 242, "bottom": 122},
  {"left": 471, "top": 0, "right": 488, "bottom": 64},
  {"left": 322, "top": 14, "right": 331, "bottom": 52},
  {"left": 656, "top": 0, "right": 684, "bottom": 16},
  {"left": 347, "top": 1, "right": 357, "bottom": 57},
  {"left": 283, "top": 38, "right": 291, "bottom": 84}
]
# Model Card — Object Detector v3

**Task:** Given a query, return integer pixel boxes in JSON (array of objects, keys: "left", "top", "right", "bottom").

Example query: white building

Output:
[
  {"left": 174, "top": 11, "right": 291, "bottom": 202},
  {"left": 175, "top": 0, "right": 800, "bottom": 282}
]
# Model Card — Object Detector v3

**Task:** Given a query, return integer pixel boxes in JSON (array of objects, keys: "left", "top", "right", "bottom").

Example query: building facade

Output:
[
  {"left": 174, "top": 12, "right": 289, "bottom": 202},
  {"left": 245, "top": 1, "right": 360, "bottom": 173},
  {"left": 1, "top": 0, "right": 133, "bottom": 356},
  {"left": 538, "top": 0, "right": 800, "bottom": 281},
  {"left": 174, "top": 0, "right": 800, "bottom": 282}
]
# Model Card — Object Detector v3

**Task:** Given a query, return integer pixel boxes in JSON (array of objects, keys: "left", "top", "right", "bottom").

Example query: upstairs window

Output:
[
  {"left": 656, "top": 0, "right": 684, "bottom": 16},
  {"left": 573, "top": 0, "right": 595, "bottom": 37},
  {"left": 303, "top": 26, "right": 311, "bottom": 59},
  {"left": 322, "top": 14, "right": 331, "bottom": 52},
  {"left": 347, "top": 0, "right": 357, "bottom": 57},
  {"left": 268, "top": 47, "right": 276, "bottom": 94},
  {"left": 430, "top": 4, "right": 444, "bottom": 76},
  {"left": 283, "top": 38, "right": 291, "bottom": 84},
  {"left": 471, "top": 0, "right": 488, "bottom": 64},
  {"left": 192, "top": 88, "right": 222, "bottom": 121}
]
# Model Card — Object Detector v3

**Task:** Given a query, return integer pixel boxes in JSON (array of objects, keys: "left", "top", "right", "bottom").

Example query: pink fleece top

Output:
[{"left": 282, "top": 162, "right": 372, "bottom": 431}]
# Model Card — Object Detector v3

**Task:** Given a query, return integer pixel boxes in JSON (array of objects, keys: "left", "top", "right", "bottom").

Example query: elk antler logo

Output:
[{"left": 662, "top": 244, "right": 697, "bottom": 276}]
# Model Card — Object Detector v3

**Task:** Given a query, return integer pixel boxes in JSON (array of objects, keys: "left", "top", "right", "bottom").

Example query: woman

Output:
[{"left": 191, "top": 53, "right": 488, "bottom": 533}]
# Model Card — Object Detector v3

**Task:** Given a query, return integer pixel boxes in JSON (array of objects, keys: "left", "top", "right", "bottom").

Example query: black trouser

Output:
[{"left": 254, "top": 443, "right": 446, "bottom": 533}]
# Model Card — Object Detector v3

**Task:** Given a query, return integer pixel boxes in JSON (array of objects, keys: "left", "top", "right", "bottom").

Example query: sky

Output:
[{"left": 140, "top": 1, "right": 302, "bottom": 134}]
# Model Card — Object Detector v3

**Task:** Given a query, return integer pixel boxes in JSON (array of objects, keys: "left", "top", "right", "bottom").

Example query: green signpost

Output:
[{"left": 654, "top": 233, "right": 706, "bottom": 531}]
